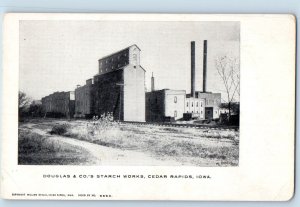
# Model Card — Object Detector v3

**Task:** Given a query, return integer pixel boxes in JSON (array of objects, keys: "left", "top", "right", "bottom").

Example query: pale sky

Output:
[{"left": 19, "top": 21, "right": 240, "bottom": 101}]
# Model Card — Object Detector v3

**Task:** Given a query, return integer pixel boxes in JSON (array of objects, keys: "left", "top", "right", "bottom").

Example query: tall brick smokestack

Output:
[
  {"left": 151, "top": 72, "right": 155, "bottom": 92},
  {"left": 191, "top": 41, "right": 195, "bottom": 97},
  {"left": 203, "top": 40, "right": 207, "bottom": 93}
]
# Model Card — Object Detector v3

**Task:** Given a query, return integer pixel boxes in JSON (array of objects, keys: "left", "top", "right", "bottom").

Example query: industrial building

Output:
[
  {"left": 42, "top": 44, "right": 145, "bottom": 122},
  {"left": 41, "top": 91, "right": 75, "bottom": 118},
  {"left": 146, "top": 89, "right": 186, "bottom": 122},
  {"left": 146, "top": 40, "right": 221, "bottom": 122},
  {"left": 41, "top": 41, "right": 221, "bottom": 123},
  {"left": 93, "top": 44, "right": 146, "bottom": 122},
  {"left": 74, "top": 79, "right": 94, "bottom": 118}
]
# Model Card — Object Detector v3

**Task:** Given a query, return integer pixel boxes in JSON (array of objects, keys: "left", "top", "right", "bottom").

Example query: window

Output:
[
  {"left": 187, "top": 102, "right": 189, "bottom": 107},
  {"left": 187, "top": 111, "right": 188, "bottom": 113},
  {"left": 201, "top": 111, "right": 203, "bottom": 114},
  {"left": 174, "top": 110, "right": 177, "bottom": 117},
  {"left": 197, "top": 111, "right": 198, "bottom": 113},
  {"left": 192, "top": 102, "right": 193, "bottom": 107},
  {"left": 196, "top": 102, "right": 198, "bottom": 107},
  {"left": 174, "top": 96, "right": 177, "bottom": 103},
  {"left": 192, "top": 111, "right": 193, "bottom": 113},
  {"left": 106, "top": 60, "right": 108, "bottom": 64},
  {"left": 201, "top": 102, "right": 203, "bottom": 107},
  {"left": 155, "top": 98, "right": 157, "bottom": 104}
]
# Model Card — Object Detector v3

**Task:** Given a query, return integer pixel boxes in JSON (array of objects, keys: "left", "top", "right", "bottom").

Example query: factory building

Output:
[
  {"left": 189, "top": 40, "right": 221, "bottom": 120},
  {"left": 185, "top": 95, "right": 205, "bottom": 119},
  {"left": 74, "top": 78, "right": 94, "bottom": 118},
  {"left": 93, "top": 44, "right": 146, "bottom": 122},
  {"left": 41, "top": 91, "right": 75, "bottom": 118},
  {"left": 196, "top": 92, "right": 221, "bottom": 119},
  {"left": 41, "top": 41, "right": 221, "bottom": 123},
  {"left": 146, "top": 89, "right": 186, "bottom": 122},
  {"left": 146, "top": 40, "right": 221, "bottom": 122}
]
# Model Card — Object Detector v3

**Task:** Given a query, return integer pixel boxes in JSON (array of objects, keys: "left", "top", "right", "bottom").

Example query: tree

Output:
[
  {"left": 215, "top": 55, "right": 240, "bottom": 121},
  {"left": 19, "top": 91, "right": 31, "bottom": 117},
  {"left": 28, "top": 101, "right": 43, "bottom": 117}
]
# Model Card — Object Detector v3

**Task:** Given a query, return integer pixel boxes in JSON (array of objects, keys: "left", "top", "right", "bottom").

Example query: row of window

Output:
[
  {"left": 186, "top": 110, "right": 203, "bottom": 114},
  {"left": 148, "top": 96, "right": 205, "bottom": 108},
  {"left": 99, "top": 53, "right": 128, "bottom": 66},
  {"left": 76, "top": 101, "right": 89, "bottom": 107},
  {"left": 206, "top": 99, "right": 219, "bottom": 105},
  {"left": 100, "top": 61, "right": 128, "bottom": 73},
  {"left": 186, "top": 102, "right": 203, "bottom": 107}
]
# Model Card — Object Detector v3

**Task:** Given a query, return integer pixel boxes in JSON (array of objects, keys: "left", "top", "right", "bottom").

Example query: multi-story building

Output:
[
  {"left": 196, "top": 92, "right": 221, "bottom": 119},
  {"left": 74, "top": 78, "right": 94, "bottom": 118},
  {"left": 146, "top": 40, "right": 221, "bottom": 122},
  {"left": 185, "top": 95, "right": 205, "bottom": 119},
  {"left": 41, "top": 91, "right": 75, "bottom": 118},
  {"left": 93, "top": 44, "right": 146, "bottom": 122},
  {"left": 189, "top": 40, "right": 221, "bottom": 120},
  {"left": 146, "top": 89, "right": 186, "bottom": 122}
]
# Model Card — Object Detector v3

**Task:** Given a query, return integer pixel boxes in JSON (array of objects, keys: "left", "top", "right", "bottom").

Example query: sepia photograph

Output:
[{"left": 18, "top": 20, "right": 240, "bottom": 166}]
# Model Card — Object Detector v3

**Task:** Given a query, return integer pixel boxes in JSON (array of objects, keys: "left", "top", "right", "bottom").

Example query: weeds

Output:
[
  {"left": 20, "top": 117, "right": 239, "bottom": 166},
  {"left": 49, "top": 123, "right": 70, "bottom": 135},
  {"left": 18, "top": 129, "right": 90, "bottom": 165}
]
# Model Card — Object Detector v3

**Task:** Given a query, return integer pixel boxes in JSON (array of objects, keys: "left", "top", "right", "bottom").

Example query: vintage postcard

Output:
[{"left": 0, "top": 13, "right": 295, "bottom": 200}]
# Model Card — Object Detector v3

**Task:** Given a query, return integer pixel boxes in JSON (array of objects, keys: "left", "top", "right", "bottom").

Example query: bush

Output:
[{"left": 50, "top": 124, "right": 69, "bottom": 135}]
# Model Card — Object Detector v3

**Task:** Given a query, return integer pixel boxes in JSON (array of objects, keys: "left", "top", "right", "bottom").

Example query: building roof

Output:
[
  {"left": 146, "top": 88, "right": 186, "bottom": 94},
  {"left": 98, "top": 44, "right": 141, "bottom": 61}
]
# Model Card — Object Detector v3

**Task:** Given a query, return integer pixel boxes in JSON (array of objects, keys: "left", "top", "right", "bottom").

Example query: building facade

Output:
[
  {"left": 196, "top": 92, "right": 221, "bottom": 119},
  {"left": 41, "top": 91, "right": 75, "bottom": 118},
  {"left": 185, "top": 96, "right": 205, "bottom": 119},
  {"left": 74, "top": 79, "right": 94, "bottom": 118},
  {"left": 146, "top": 89, "right": 186, "bottom": 122}
]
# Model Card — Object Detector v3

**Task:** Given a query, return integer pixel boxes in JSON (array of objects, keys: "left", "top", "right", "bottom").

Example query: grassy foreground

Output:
[
  {"left": 18, "top": 128, "right": 93, "bottom": 165},
  {"left": 19, "top": 118, "right": 239, "bottom": 166}
]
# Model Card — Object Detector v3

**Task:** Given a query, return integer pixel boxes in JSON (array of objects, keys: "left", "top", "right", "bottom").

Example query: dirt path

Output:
[{"left": 23, "top": 123, "right": 180, "bottom": 166}]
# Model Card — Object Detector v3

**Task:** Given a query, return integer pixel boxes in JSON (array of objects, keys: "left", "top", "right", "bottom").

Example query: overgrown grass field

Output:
[{"left": 19, "top": 118, "right": 239, "bottom": 166}]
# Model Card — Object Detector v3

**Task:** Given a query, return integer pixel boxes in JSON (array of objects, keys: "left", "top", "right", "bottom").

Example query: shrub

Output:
[{"left": 49, "top": 124, "right": 70, "bottom": 135}]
